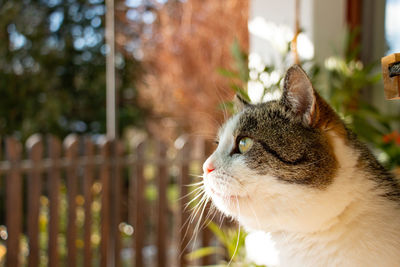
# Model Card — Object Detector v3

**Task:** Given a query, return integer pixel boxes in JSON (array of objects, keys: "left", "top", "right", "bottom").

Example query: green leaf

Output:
[
  {"left": 217, "top": 68, "right": 240, "bottom": 79},
  {"left": 231, "top": 39, "right": 249, "bottom": 82},
  {"left": 207, "top": 221, "right": 230, "bottom": 248},
  {"left": 185, "top": 246, "right": 225, "bottom": 261}
]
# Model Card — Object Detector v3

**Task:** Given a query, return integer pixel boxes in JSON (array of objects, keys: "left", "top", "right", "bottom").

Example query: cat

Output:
[{"left": 201, "top": 65, "right": 400, "bottom": 267}]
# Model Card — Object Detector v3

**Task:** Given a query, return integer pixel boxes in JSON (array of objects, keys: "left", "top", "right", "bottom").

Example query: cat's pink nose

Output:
[{"left": 203, "top": 160, "right": 215, "bottom": 175}]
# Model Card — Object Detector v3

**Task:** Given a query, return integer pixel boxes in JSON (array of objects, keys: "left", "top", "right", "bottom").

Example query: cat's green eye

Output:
[{"left": 238, "top": 137, "right": 253, "bottom": 154}]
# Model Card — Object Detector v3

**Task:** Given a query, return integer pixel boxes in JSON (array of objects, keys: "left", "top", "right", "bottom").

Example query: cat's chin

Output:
[
  {"left": 203, "top": 172, "right": 249, "bottom": 213},
  {"left": 205, "top": 188, "right": 250, "bottom": 219},
  {"left": 209, "top": 194, "right": 277, "bottom": 232},
  {"left": 209, "top": 195, "right": 241, "bottom": 219}
]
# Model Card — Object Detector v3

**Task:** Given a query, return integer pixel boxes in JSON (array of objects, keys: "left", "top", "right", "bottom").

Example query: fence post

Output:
[
  {"left": 26, "top": 135, "right": 44, "bottom": 267},
  {"left": 64, "top": 135, "right": 79, "bottom": 267},
  {"left": 83, "top": 137, "right": 95, "bottom": 267},
  {"left": 5, "top": 137, "right": 22, "bottom": 267},
  {"left": 48, "top": 136, "right": 62, "bottom": 267},
  {"left": 133, "top": 141, "right": 145, "bottom": 267},
  {"left": 178, "top": 140, "right": 190, "bottom": 267},
  {"left": 111, "top": 140, "right": 124, "bottom": 267},
  {"left": 100, "top": 139, "right": 112, "bottom": 267},
  {"left": 157, "top": 141, "right": 168, "bottom": 267}
]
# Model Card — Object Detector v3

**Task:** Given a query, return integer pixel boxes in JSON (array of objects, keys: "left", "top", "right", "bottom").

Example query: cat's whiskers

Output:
[
  {"left": 198, "top": 203, "right": 218, "bottom": 230},
  {"left": 189, "top": 194, "right": 207, "bottom": 219},
  {"left": 211, "top": 81, "right": 230, "bottom": 122},
  {"left": 184, "top": 175, "right": 233, "bottom": 259},
  {"left": 180, "top": 186, "right": 211, "bottom": 260},
  {"left": 181, "top": 192, "right": 207, "bottom": 245},
  {"left": 179, "top": 185, "right": 204, "bottom": 202},
  {"left": 190, "top": 195, "right": 211, "bottom": 259},
  {"left": 189, "top": 178, "right": 206, "bottom": 185},
  {"left": 189, "top": 111, "right": 223, "bottom": 130},
  {"left": 180, "top": 189, "right": 206, "bottom": 232},
  {"left": 184, "top": 189, "right": 205, "bottom": 210},
  {"left": 213, "top": 178, "right": 247, "bottom": 199},
  {"left": 219, "top": 98, "right": 229, "bottom": 123},
  {"left": 190, "top": 173, "right": 205, "bottom": 178},
  {"left": 218, "top": 218, "right": 225, "bottom": 230}
]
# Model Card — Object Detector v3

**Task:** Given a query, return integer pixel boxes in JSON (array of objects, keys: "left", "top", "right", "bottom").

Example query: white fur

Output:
[{"left": 203, "top": 120, "right": 400, "bottom": 267}]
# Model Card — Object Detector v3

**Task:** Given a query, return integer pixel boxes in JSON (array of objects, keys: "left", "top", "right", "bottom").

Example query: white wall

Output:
[
  {"left": 312, "top": 0, "right": 346, "bottom": 64},
  {"left": 249, "top": 0, "right": 347, "bottom": 66}
]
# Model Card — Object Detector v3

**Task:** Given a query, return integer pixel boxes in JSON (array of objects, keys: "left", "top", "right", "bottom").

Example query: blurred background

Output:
[{"left": 0, "top": 0, "right": 400, "bottom": 266}]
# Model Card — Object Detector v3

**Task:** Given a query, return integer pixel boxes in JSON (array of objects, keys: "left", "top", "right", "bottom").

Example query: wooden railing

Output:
[{"left": 0, "top": 134, "right": 215, "bottom": 267}]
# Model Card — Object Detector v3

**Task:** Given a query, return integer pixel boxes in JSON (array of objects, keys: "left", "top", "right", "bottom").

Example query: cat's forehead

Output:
[{"left": 219, "top": 101, "right": 290, "bottom": 139}]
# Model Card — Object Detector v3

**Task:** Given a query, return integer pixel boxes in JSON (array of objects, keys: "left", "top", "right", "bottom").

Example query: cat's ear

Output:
[
  {"left": 281, "top": 65, "right": 316, "bottom": 125},
  {"left": 234, "top": 93, "right": 251, "bottom": 112}
]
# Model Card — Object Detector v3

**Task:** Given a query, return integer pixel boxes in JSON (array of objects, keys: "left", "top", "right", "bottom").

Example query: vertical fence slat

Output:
[
  {"left": 100, "top": 140, "right": 111, "bottom": 267},
  {"left": 157, "top": 141, "right": 168, "bottom": 267},
  {"left": 65, "top": 135, "right": 79, "bottom": 267},
  {"left": 133, "top": 141, "right": 145, "bottom": 267},
  {"left": 112, "top": 141, "right": 124, "bottom": 267},
  {"left": 128, "top": 145, "right": 135, "bottom": 241},
  {"left": 201, "top": 141, "right": 214, "bottom": 266},
  {"left": 27, "top": 135, "right": 44, "bottom": 267},
  {"left": 48, "top": 136, "right": 62, "bottom": 267},
  {"left": 5, "top": 137, "right": 22, "bottom": 267},
  {"left": 83, "top": 137, "right": 94, "bottom": 267},
  {"left": 178, "top": 141, "right": 190, "bottom": 267}
]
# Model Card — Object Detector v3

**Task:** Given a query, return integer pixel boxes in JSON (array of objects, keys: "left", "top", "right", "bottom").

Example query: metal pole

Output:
[
  {"left": 105, "top": 2, "right": 116, "bottom": 267},
  {"left": 106, "top": 0, "right": 117, "bottom": 140}
]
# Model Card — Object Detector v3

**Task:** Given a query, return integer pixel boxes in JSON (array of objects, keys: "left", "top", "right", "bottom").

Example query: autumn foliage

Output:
[{"left": 140, "top": 0, "right": 249, "bottom": 140}]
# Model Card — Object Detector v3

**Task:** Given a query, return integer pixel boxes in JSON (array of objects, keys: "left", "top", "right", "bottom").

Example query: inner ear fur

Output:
[{"left": 281, "top": 65, "right": 343, "bottom": 131}]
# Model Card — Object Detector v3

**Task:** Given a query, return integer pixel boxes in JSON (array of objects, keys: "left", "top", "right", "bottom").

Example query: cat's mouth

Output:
[{"left": 204, "top": 172, "right": 248, "bottom": 202}]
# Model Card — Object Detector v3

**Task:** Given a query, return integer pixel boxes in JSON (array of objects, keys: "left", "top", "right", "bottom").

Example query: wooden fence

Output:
[{"left": 0, "top": 134, "right": 216, "bottom": 267}]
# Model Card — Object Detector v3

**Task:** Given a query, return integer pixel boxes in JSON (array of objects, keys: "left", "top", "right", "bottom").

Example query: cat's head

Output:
[{"left": 202, "top": 65, "right": 356, "bottom": 233}]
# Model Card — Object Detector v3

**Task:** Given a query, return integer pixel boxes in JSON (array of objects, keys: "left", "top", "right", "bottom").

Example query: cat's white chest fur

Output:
[
  {"left": 271, "top": 205, "right": 400, "bottom": 267},
  {"left": 246, "top": 134, "right": 400, "bottom": 267}
]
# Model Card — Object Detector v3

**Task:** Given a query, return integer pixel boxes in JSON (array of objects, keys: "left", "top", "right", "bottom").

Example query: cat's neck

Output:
[
  {"left": 270, "top": 131, "right": 400, "bottom": 267},
  {"left": 271, "top": 191, "right": 400, "bottom": 267}
]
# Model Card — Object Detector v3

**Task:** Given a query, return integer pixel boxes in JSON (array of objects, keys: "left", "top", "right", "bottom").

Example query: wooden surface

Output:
[
  {"left": 134, "top": 141, "right": 145, "bottom": 267},
  {"left": 0, "top": 136, "right": 214, "bottom": 266},
  {"left": 83, "top": 137, "right": 94, "bottom": 267},
  {"left": 65, "top": 135, "right": 79, "bottom": 267},
  {"left": 381, "top": 53, "right": 400, "bottom": 100},
  {"left": 157, "top": 141, "right": 168, "bottom": 267},
  {"left": 5, "top": 138, "right": 22, "bottom": 267},
  {"left": 27, "top": 135, "right": 43, "bottom": 267},
  {"left": 48, "top": 136, "right": 62, "bottom": 267},
  {"left": 100, "top": 140, "right": 111, "bottom": 267},
  {"left": 112, "top": 140, "right": 124, "bottom": 267}
]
